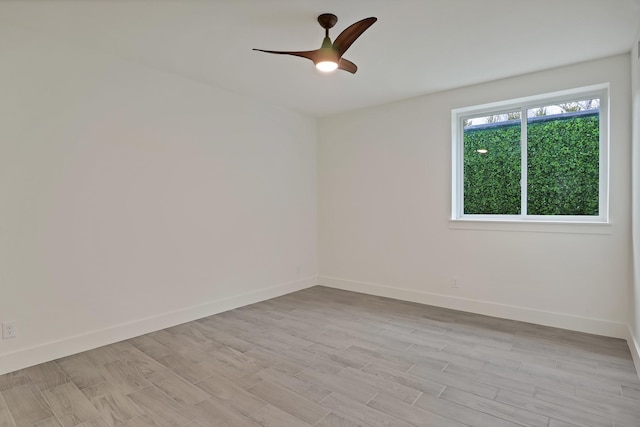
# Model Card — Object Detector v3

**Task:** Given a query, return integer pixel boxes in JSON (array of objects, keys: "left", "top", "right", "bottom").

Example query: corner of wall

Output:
[
  {"left": 629, "top": 27, "right": 640, "bottom": 380},
  {"left": 627, "top": 325, "right": 640, "bottom": 381}
]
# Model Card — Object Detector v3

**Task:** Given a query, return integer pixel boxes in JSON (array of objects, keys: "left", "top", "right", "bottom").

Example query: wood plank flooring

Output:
[{"left": 1, "top": 286, "right": 639, "bottom": 427}]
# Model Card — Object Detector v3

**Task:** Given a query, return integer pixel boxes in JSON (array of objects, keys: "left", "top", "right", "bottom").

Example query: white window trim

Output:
[{"left": 451, "top": 84, "right": 610, "bottom": 228}]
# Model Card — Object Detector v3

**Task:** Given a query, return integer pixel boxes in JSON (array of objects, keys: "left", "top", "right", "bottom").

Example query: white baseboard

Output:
[
  {"left": 318, "top": 275, "right": 628, "bottom": 339},
  {"left": 627, "top": 325, "right": 640, "bottom": 381},
  {"left": 0, "top": 276, "right": 316, "bottom": 375}
]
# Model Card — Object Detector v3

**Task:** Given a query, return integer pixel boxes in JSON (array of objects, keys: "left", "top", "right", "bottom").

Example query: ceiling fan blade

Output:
[
  {"left": 252, "top": 49, "right": 319, "bottom": 63},
  {"left": 333, "top": 17, "right": 377, "bottom": 57},
  {"left": 338, "top": 58, "right": 358, "bottom": 74}
]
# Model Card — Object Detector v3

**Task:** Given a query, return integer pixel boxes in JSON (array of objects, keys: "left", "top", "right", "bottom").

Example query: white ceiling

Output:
[{"left": 1, "top": 0, "right": 639, "bottom": 117}]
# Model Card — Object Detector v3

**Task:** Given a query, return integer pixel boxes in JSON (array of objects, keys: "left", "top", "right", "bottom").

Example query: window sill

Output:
[{"left": 449, "top": 218, "right": 612, "bottom": 234}]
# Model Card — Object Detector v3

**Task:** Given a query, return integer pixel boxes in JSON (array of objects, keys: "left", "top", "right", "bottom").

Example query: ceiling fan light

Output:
[
  {"left": 315, "top": 46, "right": 339, "bottom": 72},
  {"left": 316, "top": 61, "right": 338, "bottom": 72}
]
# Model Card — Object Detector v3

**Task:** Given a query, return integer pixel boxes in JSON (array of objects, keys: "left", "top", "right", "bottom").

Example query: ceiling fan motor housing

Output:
[{"left": 318, "top": 14, "right": 338, "bottom": 30}]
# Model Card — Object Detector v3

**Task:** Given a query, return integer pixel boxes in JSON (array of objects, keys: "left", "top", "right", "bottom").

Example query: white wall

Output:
[
  {"left": 631, "top": 33, "right": 640, "bottom": 367},
  {"left": 0, "top": 24, "right": 317, "bottom": 374},
  {"left": 319, "top": 55, "right": 632, "bottom": 338}
]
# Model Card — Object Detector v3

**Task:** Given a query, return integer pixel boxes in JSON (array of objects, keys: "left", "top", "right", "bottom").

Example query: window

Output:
[{"left": 451, "top": 85, "right": 608, "bottom": 223}]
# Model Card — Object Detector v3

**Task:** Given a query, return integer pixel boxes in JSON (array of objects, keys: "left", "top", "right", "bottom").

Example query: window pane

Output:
[
  {"left": 463, "top": 113, "right": 521, "bottom": 215},
  {"left": 527, "top": 100, "right": 599, "bottom": 216}
]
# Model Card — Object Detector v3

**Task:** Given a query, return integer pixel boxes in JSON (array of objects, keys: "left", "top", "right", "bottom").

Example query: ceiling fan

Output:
[{"left": 253, "top": 13, "right": 377, "bottom": 74}]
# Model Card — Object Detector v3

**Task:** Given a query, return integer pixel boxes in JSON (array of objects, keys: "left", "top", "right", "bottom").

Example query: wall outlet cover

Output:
[{"left": 2, "top": 321, "right": 17, "bottom": 339}]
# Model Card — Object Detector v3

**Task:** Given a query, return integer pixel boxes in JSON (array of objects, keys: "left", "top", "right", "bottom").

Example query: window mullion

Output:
[{"left": 521, "top": 107, "right": 527, "bottom": 217}]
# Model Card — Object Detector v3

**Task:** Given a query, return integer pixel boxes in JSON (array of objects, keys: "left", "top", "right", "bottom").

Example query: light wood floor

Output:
[{"left": 1, "top": 286, "right": 639, "bottom": 427}]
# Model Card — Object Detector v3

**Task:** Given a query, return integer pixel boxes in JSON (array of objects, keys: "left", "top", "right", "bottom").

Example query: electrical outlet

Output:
[
  {"left": 452, "top": 278, "right": 459, "bottom": 289},
  {"left": 296, "top": 265, "right": 301, "bottom": 275},
  {"left": 2, "top": 321, "right": 17, "bottom": 339}
]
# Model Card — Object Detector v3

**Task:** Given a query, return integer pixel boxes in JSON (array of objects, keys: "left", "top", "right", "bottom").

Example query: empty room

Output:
[{"left": 1, "top": 1, "right": 640, "bottom": 426}]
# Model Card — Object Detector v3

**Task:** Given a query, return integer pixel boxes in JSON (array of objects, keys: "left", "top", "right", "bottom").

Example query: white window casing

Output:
[{"left": 451, "top": 84, "right": 609, "bottom": 231}]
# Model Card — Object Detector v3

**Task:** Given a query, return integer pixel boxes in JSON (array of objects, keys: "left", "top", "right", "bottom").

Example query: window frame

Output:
[{"left": 451, "top": 84, "right": 609, "bottom": 224}]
